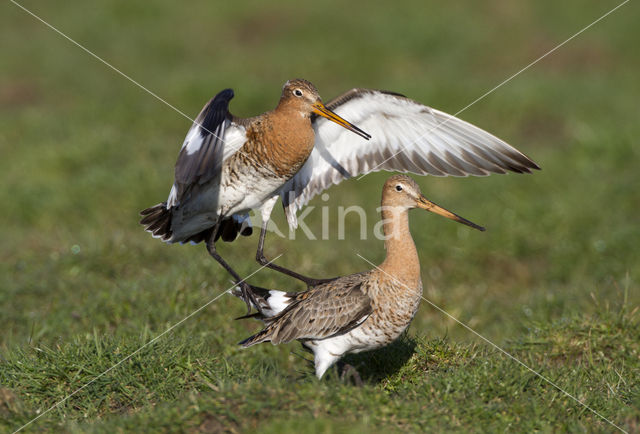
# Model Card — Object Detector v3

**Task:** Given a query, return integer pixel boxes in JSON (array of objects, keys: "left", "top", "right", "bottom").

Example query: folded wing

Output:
[{"left": 240, "top": 274, "right": 373, "bottom": 347}]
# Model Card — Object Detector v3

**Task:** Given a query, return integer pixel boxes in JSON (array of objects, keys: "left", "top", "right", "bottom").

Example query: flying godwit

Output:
[
  {"left": 140, "top": 79, "right": 538, "bottom": 306},
  {"left": 140, "top": 79, "right": 370, "bottom": 306},
  {"left": 238, "top": 174, "right": 484, "bottom": 380}
]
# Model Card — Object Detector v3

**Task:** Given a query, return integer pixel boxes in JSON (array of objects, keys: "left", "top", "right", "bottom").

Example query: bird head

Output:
[
  {"left": 280, "top": 79, "right": 371, "bottom": 140},
  {"left": 382, "top": 174, "right": 485, "bottom": 231}
]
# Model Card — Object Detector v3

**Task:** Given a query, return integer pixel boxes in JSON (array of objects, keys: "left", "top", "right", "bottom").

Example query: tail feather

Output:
[
  {"left": 139, "top": 204, "right": 253, "bottom": 244},
  {"left": 139, "top": 203, "right": 172, "bottom": 241},
  {"left": 236, "top": 286, "right": 302, "bottom": 348},
  {"left": 146, "top": 216, "right": 169, "bottom": 233}
]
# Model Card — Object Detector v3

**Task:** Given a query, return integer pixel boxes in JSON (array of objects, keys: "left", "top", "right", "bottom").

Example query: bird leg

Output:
[
  {"left": 255, "top": 223, "right": 333, "bottom": 288},
  {"left": 205, "top": 226, "right": 257, "bottom": 313},
  {"left": 338, "top": 362, "right": 364, "bottom": 387}
]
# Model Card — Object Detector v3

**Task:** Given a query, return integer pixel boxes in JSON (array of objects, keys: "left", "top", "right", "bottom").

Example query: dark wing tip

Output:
[
  {"left": 513, "top": 153, "right": 541, "bottom": 173},
  {"left": 219, "top": 88, "right": 234, "bottom": 100},
  {"left": 238, "top": 336, "right": 252, "bottom": 347},
  {"left": 378, "top": 89, "right": 407, "bottom": 98},
  {"left": 199, "top": 88, "right": 235, "bottom": 138},
  {"left": 238, "top": 330, "right": 268, "bottom": 348},
  {"left": 235, "top": 312, "right": 262, "bottom": 321}
]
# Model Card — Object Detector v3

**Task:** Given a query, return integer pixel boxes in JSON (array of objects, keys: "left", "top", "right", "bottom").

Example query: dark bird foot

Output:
[
  {"left": 339, "top": 362, "right": 364, "bottom": 387},
  {"left": 234, "top": 281, "right": 258, "bottom": 314}
]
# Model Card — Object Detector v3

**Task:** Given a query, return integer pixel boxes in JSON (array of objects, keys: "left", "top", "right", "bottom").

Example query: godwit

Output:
[
  {"left": 140, "top": 79, "right": 538, "bottom": 305},
  {"left": 238, "top": 174, "right": 484, "bottom": 380},
  {"left": 140, "top": 79, "right": 370, "bottom": 305}
]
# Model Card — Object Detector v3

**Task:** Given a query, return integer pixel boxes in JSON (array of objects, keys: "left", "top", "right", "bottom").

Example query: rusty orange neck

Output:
[
  {"left": 245, "top": 106, "right": 315, "bottom": 178},
  {"left": 378, "top": 206, "right": 421, "bottom": 290}
]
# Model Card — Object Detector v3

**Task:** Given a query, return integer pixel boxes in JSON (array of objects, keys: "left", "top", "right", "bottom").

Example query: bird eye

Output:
[
  {"left": 395, "top": 185, "right": 403, "bottom": 192},
  {"left": 293, "top": 89, "right": 303, "bottom": 97}
]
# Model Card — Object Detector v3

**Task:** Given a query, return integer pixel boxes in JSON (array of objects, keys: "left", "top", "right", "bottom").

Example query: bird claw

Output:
[
  {"left": 235, "top": 281, "right": 257, "bottom": 314},
  {"left": 339, "top": 363, "right": 364, "bottom": 387}
]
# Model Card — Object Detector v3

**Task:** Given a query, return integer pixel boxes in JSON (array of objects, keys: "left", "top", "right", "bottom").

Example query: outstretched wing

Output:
[
  {"left": 280, "top": 89, "right": 540, "bottom": 227},
  {"left": 168, "top": 88, "right": 248, "bottom": 207},
  {"left": 240, "top": 273, "right": 373, "bottom": 347}
]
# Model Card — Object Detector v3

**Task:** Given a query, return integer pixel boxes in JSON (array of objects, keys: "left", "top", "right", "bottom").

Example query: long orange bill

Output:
[
  {"left": 416, "top": 195, "right": 485, "bottom": 231},
  {"left": 312, "top": 101, "right": 371, "bottom": 140}
]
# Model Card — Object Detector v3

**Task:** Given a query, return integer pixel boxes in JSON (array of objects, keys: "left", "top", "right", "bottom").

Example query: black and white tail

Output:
[
  {"left": 233, "top": 285, "right": 296, "bottom": 320},
  {"left": 139, "top": 204, "right": 253, "bottom": 244},
  {"left": 139, "top": 202, "right": 173, "bottom": 241},
  {"left": 236, "top": 288, "right": 298, "bottom": 347}
]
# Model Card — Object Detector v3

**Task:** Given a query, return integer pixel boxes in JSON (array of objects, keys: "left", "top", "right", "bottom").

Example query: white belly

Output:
[
  {"left": 304, "top": 321, "right": 411, "bottom": 379},
  {"left": 169, "top": 166, "right": 285, "bottom": 241},
  {"left": 305, "top": 290, "right": 422, "bottom": 378},
  {"left": 223, "top": 174, "right": 284, "bottom": 216},
  {"left": 318, "top": 316, "right": 410, "bottom": 355}
]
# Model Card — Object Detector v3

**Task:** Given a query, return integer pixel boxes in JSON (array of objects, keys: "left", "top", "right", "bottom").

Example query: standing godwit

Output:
[
  {"left": 238, "top": 174, "right": 484, "bottom": 380},
  {"left": 140, "top": 79, "right": 538, "bottom": 306}
]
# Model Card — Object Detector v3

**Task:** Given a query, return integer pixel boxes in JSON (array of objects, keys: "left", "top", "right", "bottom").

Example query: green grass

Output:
[
  {"left": 2, "top": 307, "right": 638, "bottom": 432},
  {"left": 1, "top": 0, "right": 639, "bottom": 432}
]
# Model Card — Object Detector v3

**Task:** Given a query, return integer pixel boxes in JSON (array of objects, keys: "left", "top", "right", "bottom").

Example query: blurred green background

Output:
[{"left": 1, "top": 0, "right": 638, "bottom": 431}]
